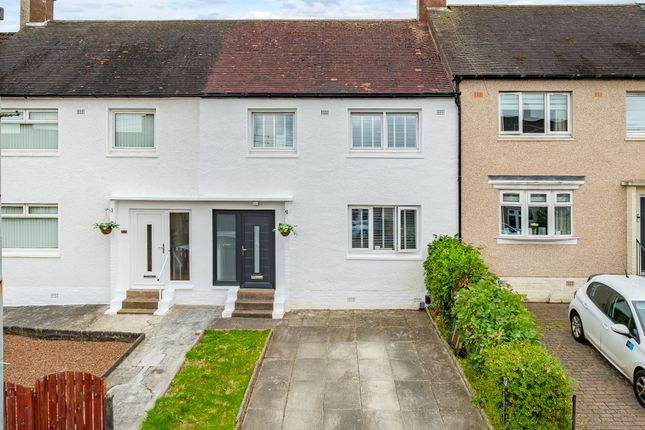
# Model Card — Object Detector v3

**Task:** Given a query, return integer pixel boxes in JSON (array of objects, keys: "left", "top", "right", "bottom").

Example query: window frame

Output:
[
  {"left": 626, "top": 93, "right": 645, "bottom": 139},
  {"left": 0, "top": 108, "right": 59, "bottom": 155},
  {"left": 349, "top": 110, "right": 421, "bottom": 153},
  {"left": 248, "top": 110, "right": 297, "bottom": 156},
  {"left": 1, "top": 203, "right": 60, "bottom": 257},
  {"left": 498, "top": 92, "right": 571, "bottom": 137},
  {"left": 168, "top": 210, "right": 192, "bottom": 284},
  {"left": 498, "top": 190, "right": 574, "bottom": 241},
  {"left": 108, "top": 109, "right": 157, "bottom": 156},
  {"left": 348, "top": 205, "right": 420, "bottom": 256}
]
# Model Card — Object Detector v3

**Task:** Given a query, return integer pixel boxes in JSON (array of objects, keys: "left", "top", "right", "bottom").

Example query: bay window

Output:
[
  {"left": 499, "top": 93, "right": 570, "bottom": 136},
  {"left": 0, "top": 109, "right": 58, "bottom": 151},
  {"left": 499, "top": 191, "right": 573, "bottom": 240},
  {"left": 350, "top": 206, "right": 418, "bottom": 253}
]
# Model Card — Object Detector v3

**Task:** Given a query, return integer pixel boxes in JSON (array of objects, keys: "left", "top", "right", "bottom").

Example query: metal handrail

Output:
[
  {"left": 637, "top": 239, "right": 645, "bottom": 276},
  {"left": 156, "top": 252, "right": 171, "bottom": 283}
]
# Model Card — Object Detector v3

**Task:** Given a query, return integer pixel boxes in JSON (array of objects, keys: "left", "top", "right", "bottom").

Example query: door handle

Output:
[
  {"left": 602, "top": 323, "right": 609, "bottom": 330},
  {"left": 241, "top": 246, "right": 247, "bottom": 256},
  {"left": 582, "top": 301, "right": 589, "bottom": 309},
  {"left": 159, "top": 244, "right": 165, "bottom": 254}
]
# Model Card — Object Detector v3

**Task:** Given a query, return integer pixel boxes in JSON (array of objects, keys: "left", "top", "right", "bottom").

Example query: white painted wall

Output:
[{"left": 1, "top": 97, "right": 458, "bottom": 310}]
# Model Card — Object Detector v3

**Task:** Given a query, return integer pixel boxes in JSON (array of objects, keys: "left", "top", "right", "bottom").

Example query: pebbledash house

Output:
[{"left": 0, "top": 0, "right": 459, "bottom": 317}]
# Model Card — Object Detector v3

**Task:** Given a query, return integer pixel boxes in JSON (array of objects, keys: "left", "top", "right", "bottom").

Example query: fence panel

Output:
[{"left": 4, "top": 382, "right": 36, "bottom": 430}]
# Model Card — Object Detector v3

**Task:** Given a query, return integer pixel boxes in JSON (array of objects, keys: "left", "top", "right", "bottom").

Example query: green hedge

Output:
[
  {"left": 424, "top": 235, "right": 488, "bottom": 329},
  {"left": 423, "top": 235, "right": 572, "bottom": 429},
  {"left": 469, "top": 344, "right": 572, "bottom": 430},
  {"left": 454, "top": 278, "right": 541, "bottom": 366}
]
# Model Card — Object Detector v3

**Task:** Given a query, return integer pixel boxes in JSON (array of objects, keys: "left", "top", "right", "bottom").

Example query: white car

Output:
[{"left": 569, "top": 274, "right": 645, "bottom": 407}]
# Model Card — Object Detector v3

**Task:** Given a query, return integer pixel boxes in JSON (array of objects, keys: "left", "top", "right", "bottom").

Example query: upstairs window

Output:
[
  {"left": 1, "top": 204, "right": 58, "bottom": 250},
  {"left": 499, "top": 93, "right": 570, "bottom": 136},
  {"left": 627, "top": 94, "right": 645, "bottom": 138},
  {"left": 350, "top": 206, "right": 418, "bottom": 253},
  {"left": 111, "top": 110, "right": 155, "bottom": 150},
  {"left": 351, "top": 112, "right": 419, "bottom": 150},
  {"left": 0, "top": 109, "right": 58, "bottom": 151},
  {"left": 252, "top": 112, "right": 295, "bottom": 151}
]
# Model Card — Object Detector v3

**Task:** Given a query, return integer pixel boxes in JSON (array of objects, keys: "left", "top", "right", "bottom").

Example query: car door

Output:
[
  {"left": 601, "top": 293, "right": 640, "bottom": 377},
  {"left": 582, "top": 282, "right": 614, "bottom": 347}
]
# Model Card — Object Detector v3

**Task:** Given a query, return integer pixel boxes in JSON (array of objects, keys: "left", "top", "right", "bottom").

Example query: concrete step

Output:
[
  {"left": 126, "top": 289, "right": 160, "bottom": 300},
  {"left": 235, "top": 300, "right": 273, "bottom": 311},
  {"left": 237, "top": 289, "right": 275, "bottom": 301},
  {"left": 122, "top": 298, "right": 158, "bottom": 310},
  {"left": 232, "top": 309, "right": 273, "bottom": 319},
  {"left": 118, "top": 308, "right": 156, "bottom": 315}
]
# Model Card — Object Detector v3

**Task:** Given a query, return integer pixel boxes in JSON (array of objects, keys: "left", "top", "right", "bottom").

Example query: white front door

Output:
[{"left": 133, "top": 211, "right": 167, "bottom": 286}]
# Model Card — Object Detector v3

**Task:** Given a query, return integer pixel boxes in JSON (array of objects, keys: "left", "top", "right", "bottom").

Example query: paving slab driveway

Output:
[
  {"left": 527, "top": 303, "right": 645, "bottom": 430},
  {"left": 242, "top": 310, "right": 486, "bottom": 430}
]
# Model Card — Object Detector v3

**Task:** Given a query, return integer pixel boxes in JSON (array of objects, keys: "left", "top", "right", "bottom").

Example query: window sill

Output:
[
  {"left": 346, "top": 253, "right": 422, "bottom": 261},
  {"left": 497, "top": 236, "right": 578, "bottom": 245},
  {"left": 247, "top": 152, "right": 298, "bottom": 158},
  {"left": 347, "top": 152, "right": 423, "bottom": 159},
  {"left": 626, "top": 136, "right": 645, "bottom": 142},
  {"left": 107, "top": 150, "right": 158, "bottom": 158},
  {"left": 498, "top": 136, "right": 574, "bottom": 142},
  {"left": 3, "top": 249, "right": 60, "bottom": 258},
  {"left": 1, "top": 151, "right": 59, "bottom": 157}
]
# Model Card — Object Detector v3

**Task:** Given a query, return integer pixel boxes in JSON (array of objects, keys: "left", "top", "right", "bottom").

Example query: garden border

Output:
[{"left": 236, "top": 330, "right": 274, "bottom": 430}]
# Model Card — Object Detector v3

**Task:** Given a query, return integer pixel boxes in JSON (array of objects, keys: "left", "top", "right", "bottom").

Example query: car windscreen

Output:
[{"left": 633, "top": 301, "right": 645, "bottom": 336}]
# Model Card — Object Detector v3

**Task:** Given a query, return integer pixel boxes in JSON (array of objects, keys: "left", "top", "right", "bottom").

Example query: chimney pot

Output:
[
  {"left": 20, "top": 0, "right": 54, "bottom": 29},
  {"left": 418, "top": 0, "right": 447, "bottom": 22}
]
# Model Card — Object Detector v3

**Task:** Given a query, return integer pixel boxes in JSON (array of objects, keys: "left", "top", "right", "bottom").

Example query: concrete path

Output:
[
  {"left": 4, "top": 304, "right": 221, "bottom": 430},
  {"left": 242, "top": 310, "right": 486, "bottom": 430}
]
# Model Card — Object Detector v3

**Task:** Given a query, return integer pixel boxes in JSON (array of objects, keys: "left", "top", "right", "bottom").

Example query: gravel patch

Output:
[{"left": 4, "top": 335, "right": 132, "bottom": 387}]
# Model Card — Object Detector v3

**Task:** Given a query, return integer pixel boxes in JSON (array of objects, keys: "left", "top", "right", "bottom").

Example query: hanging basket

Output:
[
  {"left": 280, "top": 230, "right": 290, "bottom": 237},
  {"left": 100, "top": 227, "right": 113, "bottom": 235}
]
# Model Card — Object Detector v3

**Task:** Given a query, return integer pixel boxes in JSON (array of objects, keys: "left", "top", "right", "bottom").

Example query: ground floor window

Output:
[
  {"left": 1, "top": 204, "right": 58, "bottom": 249},
  {"left": 499, "top": 190, "right": 573, "bottom": 239},
  {"left": 349, "top": 206, "right": 418, "bottom": 253}
]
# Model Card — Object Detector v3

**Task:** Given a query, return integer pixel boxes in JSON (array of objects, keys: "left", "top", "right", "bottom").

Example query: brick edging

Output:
[
  {"left": 236, "top": 330, "right": 274, "bottom": 430},
  {"left": 423, "top": 308, "right": 494, "bottom": 430}
]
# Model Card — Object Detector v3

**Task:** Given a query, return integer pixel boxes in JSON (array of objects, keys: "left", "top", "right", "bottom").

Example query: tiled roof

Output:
[
  {"left": 0, "top": 20, "right": 453, "bottom": 97},
  {"left": 428, "top": 5, "right": 645, "bottom": 78}
]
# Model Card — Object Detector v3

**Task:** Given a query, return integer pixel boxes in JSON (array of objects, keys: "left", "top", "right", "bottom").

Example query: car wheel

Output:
[
  {"left": 570, "top": 312, "right": 587, "bottom": 343},
  {"left": 633, "top": 369, "right": 645, "bottom": 408}
]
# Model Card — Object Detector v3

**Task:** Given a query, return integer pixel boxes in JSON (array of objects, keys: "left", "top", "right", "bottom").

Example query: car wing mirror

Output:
[{"left": 611, "top": 323, "right": 631, "bottom": 337}]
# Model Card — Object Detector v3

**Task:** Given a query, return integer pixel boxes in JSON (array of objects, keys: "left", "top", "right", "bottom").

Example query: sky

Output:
[{"left": 0, "top": 0, "right": 636, "bottom": 32}]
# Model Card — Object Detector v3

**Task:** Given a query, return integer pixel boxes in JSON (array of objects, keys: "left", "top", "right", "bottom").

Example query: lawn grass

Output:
[{"left": 141, "top": 330, "right": 270, "bottom": 430}]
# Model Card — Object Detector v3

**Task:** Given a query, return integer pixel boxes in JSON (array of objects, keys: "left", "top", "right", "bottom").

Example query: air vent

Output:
[
  {"left": 76, "top": 109, "right": 85, "bottom": 115},
  {"left": 50, "top": 293, "right": 59, "bottom": 299},
  {"left": 566, "top": 281, "right": 575, "bottom": 287},
  {"left": 436, "top": 109, "right": 445, "bottom": 116},
  {"left": 347, "top": 297, "right": 356, "bottom": 303},
  {"left": 321, "top": 110, "right": 329, "bottom": 116}
]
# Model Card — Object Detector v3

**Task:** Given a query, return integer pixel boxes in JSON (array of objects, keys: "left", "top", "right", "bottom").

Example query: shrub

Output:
[
  {"left": 469, "top": 343, "right": 572, "bottom": 430},
  {"left": 454, "top": 278, "right": 540, "bottom": 366},
  {"left": 423, "top": 235, "right": 489, "bottom": 328}
]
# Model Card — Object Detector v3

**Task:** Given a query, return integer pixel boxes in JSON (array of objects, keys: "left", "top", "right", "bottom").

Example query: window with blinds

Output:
[
  {"left": 0, "top": 110, "right": 58, "bottom": 151},
  {"left": 112, "top": 111, "right": 155, "bottom": 149},
  {"left": 252, "top": 112, "right": 295, "bottom": 150},
  {"left": 627, "top": 94, "right": 645, "bottom": 138},
  {"left": 351, "top": 112, "right": 419, "bottom": 150},
  {"left": 1, "top": 204, "right": 58, "bottom": 249},
  {"left": 349, "top": 206, "right": 418, "bottom": 253},
  {"left": 499, "top": 93, "right": 570, "bottom": 136}
]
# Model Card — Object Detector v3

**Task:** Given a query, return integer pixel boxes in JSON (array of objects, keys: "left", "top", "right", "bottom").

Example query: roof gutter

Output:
[
  {"left": 0, "top": 92, "right": 458, "bottom": 98},
  {"left": 454, "top": 74, "right": 645, "bottom": 80}
]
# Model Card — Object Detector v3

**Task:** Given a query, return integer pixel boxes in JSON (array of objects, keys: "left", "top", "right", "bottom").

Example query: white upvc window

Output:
[
  {"left": 349, "top": 206, "right": 419, "bottom": 253},
  {"left": 627, "top": 93, "right": 645, "bottom": 139},
  {"left": 499, "top": 92, "right": 571, "bottom": 136},
  {"left": 251, "top": 111, "right": 296, "bottom": 153},
  {"left": 109, "top": 109, "right": 156, "bottom": 154},
  {"left": 350, "top": 111, "right": 419, "bottom": 151},
  {"left": 0, "top": 109, "right": 58, "bottom": 152},
  {"left": 1, "top": 204, "right": 59, "bottom": 256},
  {"left": 499, "top": 191, "right": 573, "bottom": 240}
]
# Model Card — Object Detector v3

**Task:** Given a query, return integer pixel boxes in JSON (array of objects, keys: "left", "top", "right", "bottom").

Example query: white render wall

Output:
[{"left": 1, "top": 96, "right": 458, "bottom": 310}]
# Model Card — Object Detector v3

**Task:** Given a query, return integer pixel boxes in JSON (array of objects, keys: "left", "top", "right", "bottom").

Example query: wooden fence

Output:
[{"left": 4, "top": 371, "right": 111, "bottom": 430}]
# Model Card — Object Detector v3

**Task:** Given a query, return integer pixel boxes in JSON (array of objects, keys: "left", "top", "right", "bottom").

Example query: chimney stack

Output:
[
  {"left": 20, "top": 0, "right": 54, "bottom": 29},
  {"left": 418, "top": 0, "right": 447, "bottom": 22}
]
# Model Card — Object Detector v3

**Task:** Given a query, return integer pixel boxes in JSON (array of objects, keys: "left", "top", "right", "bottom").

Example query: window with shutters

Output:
[
  {"left": 109, "top": 109, "right": 156, "bottom": 156},
  {"left": 349, "top": 206, "right": 418, "bottom": 254},
  {"left": 0, "top": 109, "right": 58, "bottom": 153},
  {"left": 1, "top": 204, "right": 59, "bottom": 257},
  {"left": 350, "top": 111, "right": 419, "bottom": 151}
]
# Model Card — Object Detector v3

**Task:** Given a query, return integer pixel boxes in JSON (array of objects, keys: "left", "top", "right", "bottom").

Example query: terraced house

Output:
[
  {"left": 0, "top": 0, "right": 459, "bottom": 317},
  {"left": 426, "top": 3, "right": 645, "bottom": 302}
]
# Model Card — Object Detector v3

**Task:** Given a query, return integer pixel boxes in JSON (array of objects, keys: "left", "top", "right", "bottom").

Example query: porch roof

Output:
[{"left": 108, "top": 195, "right": 294, "bottom": 202}]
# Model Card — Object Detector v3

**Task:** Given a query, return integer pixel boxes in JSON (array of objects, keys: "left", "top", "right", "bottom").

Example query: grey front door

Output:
[{"left": 213, "top": 210, "right": 275, "bottom": 289}]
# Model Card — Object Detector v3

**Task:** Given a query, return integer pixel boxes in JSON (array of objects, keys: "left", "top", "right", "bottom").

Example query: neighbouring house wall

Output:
[
  {"left": 2, "top": 96, "right": 459, "bottom": 309},
  {"left": 460, "top": 79, "right": 645, "bottom": 301}
]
